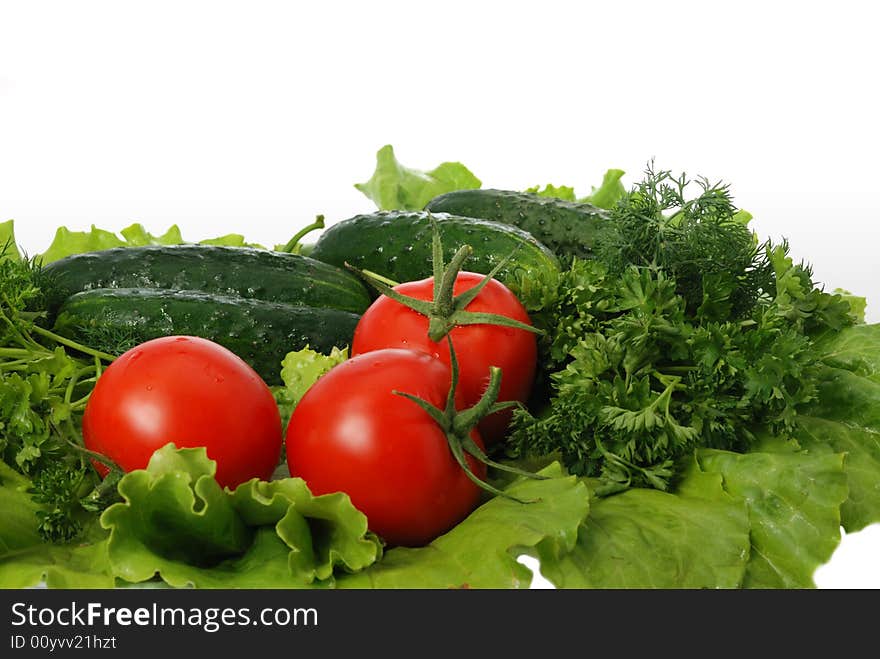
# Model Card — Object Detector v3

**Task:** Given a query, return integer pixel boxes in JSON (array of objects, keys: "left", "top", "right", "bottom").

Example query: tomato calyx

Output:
[
  {"left": 393, "top": 337, "right": 547, "bottom": 503},
  {"left": 347, "top": 216, "right": 544, "bottom": 343}
]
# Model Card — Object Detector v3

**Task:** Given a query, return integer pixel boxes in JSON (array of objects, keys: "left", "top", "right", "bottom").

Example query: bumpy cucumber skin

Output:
[
  {"left": 310, "top": 211, "right": 558, "bottom": 286},
  {"left": 53, "top": 288, "right": 360, "bottom": 385},
  {"left": 41, "top": 244, "right": 371, "bottom": 315},
  {"left": 425, "top": 189, "right": 609, "bottom": 260}
]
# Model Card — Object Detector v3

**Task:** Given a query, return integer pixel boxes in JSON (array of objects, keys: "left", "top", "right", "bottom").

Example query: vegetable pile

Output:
[{"left": 1, "top": 146, "right": 878, "bottom": 589}]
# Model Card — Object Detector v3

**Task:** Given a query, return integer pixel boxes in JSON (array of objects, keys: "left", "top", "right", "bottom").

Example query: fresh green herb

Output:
[
  {"left": 0, "top": 240, "right": 118, "bottom": 542},
  {"left": 594, "top": 165, "right": 773, "bottom": 321},
  {"left": 508, "top": 167, "right": 862, "bottom": 493}
]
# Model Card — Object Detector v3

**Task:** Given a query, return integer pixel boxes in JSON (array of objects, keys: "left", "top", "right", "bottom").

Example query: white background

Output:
[{"left": 1, "top": 1, "right": 878, "bottom": 588}]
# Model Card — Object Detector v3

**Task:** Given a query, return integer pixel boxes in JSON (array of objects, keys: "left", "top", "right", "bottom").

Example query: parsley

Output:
[
  {"left": 0, "top": 246, "right": 119, "bottom": 542},
  {"left": 508, "top": 167, "right": 859, "bottom": 494}
]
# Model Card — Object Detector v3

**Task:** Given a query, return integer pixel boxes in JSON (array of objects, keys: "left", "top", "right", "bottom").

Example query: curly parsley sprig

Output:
[
  {"left": 508, "top": 166, "right": 860, "bottom": 494},
  {"left": 0, "top": 247, "right": 119, "bottom": 542}
]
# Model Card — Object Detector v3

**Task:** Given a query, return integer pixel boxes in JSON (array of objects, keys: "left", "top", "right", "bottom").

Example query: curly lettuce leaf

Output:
[
  {"left": 832, "top": 289, "right": 867, "bottom": 323},
  {"left": 36, "top": 222, "right": 263, "bottom": 264},
  {"left": 230, "top": 478, "right": 380, "bottom": 583},
  {"left": 697, "top": 447, "right": 848, "bottom": 588},
  {"left": 540, "top": 463, "right": 751, "bottom": 588},
  {"left": 273, "top": 345, "right": 348, "bottom": 424},
  {"left": 337, "top": 463, "right": 588, "bottom": 589},
  {"left": 790, "top": 323, "right": 880, "bottom": 532},
  {"left": 100, "top": 444, "right": 381, "bottom": 589},
  {"left": 525, "top": 169, "right": 627, "bottom": 209},
  {"left": 39, "top": 225, "right": 127, "bottom": 263},
  {"left": 356, "top": 144, "right": 481, "bottom": 211},
  {"left": 199, "top": 234, "right": 254, "bottom": 247},
  {"left": 816, "top": 323, "right": 880, "bottom": 382},
  {"left": 524, "top": 184, "right": 577, "bottom": 201},
  {"left": 794, "top": 412, "right": 880, "bottom": 532},
  {"left": 583, "top": 168, "right": 626, "bottom": 209}
]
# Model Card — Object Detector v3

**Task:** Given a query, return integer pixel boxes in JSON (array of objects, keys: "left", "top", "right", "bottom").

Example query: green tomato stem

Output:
[{"left": 393, "top": 336, "right": 544, "bottom": 502}]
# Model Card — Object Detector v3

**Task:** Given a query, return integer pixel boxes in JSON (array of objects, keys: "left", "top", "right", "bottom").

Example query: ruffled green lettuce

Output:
[
  {"left": 356, "top": 145, "right": 481, "bottom": 211},
  {"left": 273, "top": 345, "right": 348, "bottom": 426},
  {"left": 792, "top": 324, "right": 880, "bottom": 532},
  {"left": 526, "top": 168, "right": 627, "bottom": 209},
  {"left": 100, "top": 445, "right": 382, "bottom": 588},
  {"left": 36, "top": 223, "right": 262, "bottom": 264}
]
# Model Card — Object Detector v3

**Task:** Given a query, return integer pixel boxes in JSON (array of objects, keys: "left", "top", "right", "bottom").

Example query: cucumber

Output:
[
  {"left": 309, "top": 211, "right": 558, "bottom": 286},
  {"left": 53, "top": 288, "right": 360, "bottom": 385},
  {"left": 424, "top": 189, "right": 610, "bottom": 260},
  {"left": 40, "top": 244, "right": 371, "bottom": 315}
]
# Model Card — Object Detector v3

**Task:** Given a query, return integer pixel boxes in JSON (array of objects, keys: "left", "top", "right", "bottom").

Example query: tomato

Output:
[
  {"left": 82, "top": 335, "right": 282, "bottom": 489},
  {"left": 285, "top": 348, "right": 485, "bottom": 547},
  {"left": 351, "top": 271, "right": 537, "bottom": 444}
]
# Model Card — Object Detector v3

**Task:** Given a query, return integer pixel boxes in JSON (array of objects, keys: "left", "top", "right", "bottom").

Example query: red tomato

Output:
[
  {"left": 351, "top": 271, "right": 537, "bottom": 444},
  {"left": 82, "top": 336, "right": 282, "bottom": 489},
  {"left": 285, "top": 348, "right": 485, "bottom": 547}
]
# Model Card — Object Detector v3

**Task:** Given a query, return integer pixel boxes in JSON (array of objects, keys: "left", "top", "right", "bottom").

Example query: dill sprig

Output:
[{"left": 596, "top": 163, "right": 776, "bottom": 322}]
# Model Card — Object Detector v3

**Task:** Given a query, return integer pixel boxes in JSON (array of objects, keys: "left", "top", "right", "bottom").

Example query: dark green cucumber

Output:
[
  {"left": 52, "top": 288, "right": 360, "bottom": 385},
  {"left": 41, "top": 244, "right": 371, "bottom": 315},
  {"left": 425, "top": 189, "right": 610, "bottom": 260},
  {"left": 310, "top": 211, "right": 558, "bottom": 286}
]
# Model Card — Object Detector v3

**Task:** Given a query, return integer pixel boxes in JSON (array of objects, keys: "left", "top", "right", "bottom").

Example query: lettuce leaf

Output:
[
  {"left": 0, "top": 539, "right": 115, "bottom": 589},
  {"left": 337, "top": 463, "right": 588, "bottom": 589},
  {"left": 583, "top": 168, "right": 626, "bottom": 209},
  {"left": 525, "top": 168, "right": 627, "bottom": 209},
  {"left": 540, "top": 462, "right": 751, "bottom": 588},
  {"left": 524, "top": 184, "right": 577, "bottom": 201},
  {"left": 0, "top": 462, "right": 114, "bottom": 588},
  {"left": 697, "top": 447, "right": 848, "bottom": 588},
  {"left": 36, "top": 222, "right": 263, "bottom": 264},
  {"left": 100, "top": 445, "right": 382, "bottom": 588},
  {"left": 273, "top": 345, "right": 348, "bottom": 425},
  {"left": 355, "top": 145, "right": 481, "bottom": 211},
  {"left": 540, "top": 445, "right": 847, "bottom": 589},
  {"left": 816, "top": 323, "right": 880, "bottom": 382},
  {"left": 1, "top": 220, "right": 21, "bottom": 261},
  {"left": 0, "top": 459, "right": 43, "bottom": 554},
  {"left": 791, "top": 323, "right": 880, "bottom": 532}
]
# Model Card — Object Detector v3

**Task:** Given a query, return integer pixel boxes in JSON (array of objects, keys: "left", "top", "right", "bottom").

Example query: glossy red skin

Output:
[
  {"left": 82, "top": 335, "right": 282, "bottom": 489},
  {"left": 285, "top": 349, "right": 485, "bottom": 547},
  {"left": 351, "top": 272, "right": 537, "bottom": 444}
]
